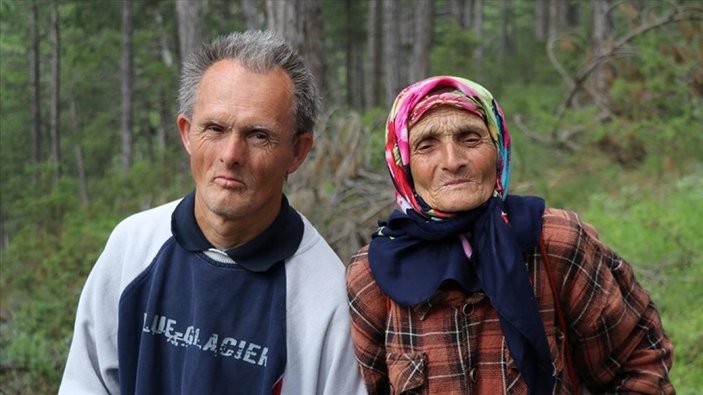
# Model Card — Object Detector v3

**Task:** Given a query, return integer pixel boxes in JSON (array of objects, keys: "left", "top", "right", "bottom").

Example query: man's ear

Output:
[
  {"left": 287, "top": 132, "right": 314, "bottom": 174},
  {"left": 177, "top": 114, "right": 192, "bottom": 155}
]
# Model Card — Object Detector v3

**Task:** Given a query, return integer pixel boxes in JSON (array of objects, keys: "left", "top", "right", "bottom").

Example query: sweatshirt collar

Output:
[{"left": 172, "top": 191, "right": 304, "bottom": 272}]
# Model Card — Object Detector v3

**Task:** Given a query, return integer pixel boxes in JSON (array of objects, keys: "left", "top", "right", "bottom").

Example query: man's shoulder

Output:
[
  {"left": 292, "top": 213, "right": 343, "bottom": 267},
  {"left": 116, "top": 198, "right": 182, "bottom": 231},
  {"left": 285, "top": 213, "right": 347, "bottom": 298},
  {"left": 103, "top": 198, "right": 182, "bottom": 259}
]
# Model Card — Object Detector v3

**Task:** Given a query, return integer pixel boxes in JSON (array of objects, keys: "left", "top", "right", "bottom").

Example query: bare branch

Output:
[{"left": 552, "top": 4, "right": 702, "bottom": 129}]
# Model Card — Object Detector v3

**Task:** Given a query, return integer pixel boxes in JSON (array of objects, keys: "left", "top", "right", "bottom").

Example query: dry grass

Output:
[{"left": 287, "top": 112, "right": 395, "bottom": 263}]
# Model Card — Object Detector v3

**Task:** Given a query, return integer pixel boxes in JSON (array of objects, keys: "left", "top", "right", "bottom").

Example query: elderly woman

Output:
[{"left": 346, "top": 76, "right": 674, "bottom": 395}]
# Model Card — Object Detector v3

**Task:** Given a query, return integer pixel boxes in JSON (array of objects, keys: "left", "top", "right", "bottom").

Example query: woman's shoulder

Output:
[
  {"left": 541, "top": 207, "right": 601, "bottom": 252},
  {"left": 543, "top": 207, "right": 599, "bottom": 234},
  {"left": 346, "top": 244, "right": 373, "bottom": 284}
]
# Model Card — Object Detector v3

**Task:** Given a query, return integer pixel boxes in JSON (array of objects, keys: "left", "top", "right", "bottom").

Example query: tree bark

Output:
[
  {"left": 176, "top": 0, "right": 202, "bottom": 63},
  {"left": 121, "top": 0, "right": 134, "bottom": 169},
  {"left": 154, "top": 9, "right": 172, "bottom": 151},
  {"left": 266, "top": 0, "right": 298, "bottom": 44},
  {"left": 300, "top": 0, "right": 325, "bottom": 105},
  {"left": 472, "top": 0, "right": 484, "bottom": 76},
  {"left": 365, "top": 0, "right": 382, "bottom": 109},
  {"left": 345, "top": 0, "right": 364, "bottom": 109},
  {"left": 534, "top": 0, "right": 547, "bottom": 40},
  {"left": 566, "top": 0, "right": 580, "bottom": 27},
  {"left": 383, "top": 0, "right": 402, "bottom": 108},
  {"left": 266, "top": 0, "right": 325, "bottom": 112},
  {"left": 29, "top": 0, "right": 42, "bottom": 167},
  {"left": 590, "top": 0, "right": 614, "bottom": 112},
  {"left": 410, "top": 0, "right": 433, "bottom": 83},
  {"left": 75, "top": 145, "right": 88, "bottom": 205},
  {"left": 451, "top": 0, "right": 472, "bottom": 29},
  {"left": 500, "top": 0, "right": 513, "bottom": 62},
  {"left": 241, "top": 0, "right": 264, "bottom": 30},
  {"left": 548, "top": 0, "right": 558, "bottom": 41},
  {"left": 50, "top": 0, "right": 61, "bottom": 185}
]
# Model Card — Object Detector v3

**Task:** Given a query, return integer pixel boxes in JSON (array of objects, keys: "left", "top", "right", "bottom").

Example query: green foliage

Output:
[
  {"left": 1, "top": 0, "right": 701, "bottom": 393},
  {"left": 430, "top": 22, "right": 480, "bottom": 78},
  {"left": 581, "top": 172, "right": 703, "bottom": 393},
  {"left": 360, "top": 106, "right": 389, "bottom": 169},
  {"left": 1, "top": 155, "right": 191, "bottom": 393}
]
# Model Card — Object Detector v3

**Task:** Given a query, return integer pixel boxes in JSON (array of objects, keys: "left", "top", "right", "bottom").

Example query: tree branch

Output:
[{"left": 552, "top": 4, "right": 703, "bottom": 130}]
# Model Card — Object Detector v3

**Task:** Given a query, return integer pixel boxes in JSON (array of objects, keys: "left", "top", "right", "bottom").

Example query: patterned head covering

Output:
[{"left": 385, "top": 76, "right": 511, "bottom": 218}]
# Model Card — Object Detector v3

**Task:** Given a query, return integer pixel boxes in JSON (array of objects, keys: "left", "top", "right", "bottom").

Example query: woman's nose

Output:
[{"left": 441, "top": 142, "right": 466, "bottom": 172}]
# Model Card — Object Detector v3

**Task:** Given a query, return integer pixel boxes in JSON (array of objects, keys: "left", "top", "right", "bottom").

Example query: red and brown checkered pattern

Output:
[{"left": 347, "top": 208, "right": 674, "bottom": 395}]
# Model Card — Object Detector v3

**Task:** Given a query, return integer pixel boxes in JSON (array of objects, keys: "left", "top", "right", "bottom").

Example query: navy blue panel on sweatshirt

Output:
[{"left": 117, "top": 238, "right": 286, "bottom": 395}]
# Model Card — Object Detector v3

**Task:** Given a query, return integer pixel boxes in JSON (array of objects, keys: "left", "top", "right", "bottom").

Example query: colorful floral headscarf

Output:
[{"left": 385, "top": 76, "right": 511, "bottom": 218}]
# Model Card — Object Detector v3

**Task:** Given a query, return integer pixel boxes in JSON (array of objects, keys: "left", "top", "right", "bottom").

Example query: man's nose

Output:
[{"left": 221, "top": 134, "right": 247, "bottom": 167}]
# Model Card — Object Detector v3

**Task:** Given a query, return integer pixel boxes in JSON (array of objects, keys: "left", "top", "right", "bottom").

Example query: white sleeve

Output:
[
  {"left": 314, "top": 302, "right": 367, "bottom": 395},
  {"left": 58, "top": 201, "right": 176, "bottom": 395},
  {"left": 283, "top": 273, "right": 366, "bottom": 395},
  {"left": 281, "top": 219, "right": 365, "bottom": 395},
  {"left": 58, "top": 228, "right": 125, "bottom": 394}
]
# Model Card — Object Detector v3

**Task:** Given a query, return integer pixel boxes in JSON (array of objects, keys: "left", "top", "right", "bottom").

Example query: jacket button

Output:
[
  {"left": 469, "top": 367, "right": 477, "bottom": 382},
  {"left": 462, "top": 303, "right": 474, "bottom": 316}
]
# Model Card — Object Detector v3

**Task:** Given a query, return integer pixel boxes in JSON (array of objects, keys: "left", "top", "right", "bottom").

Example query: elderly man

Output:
[{"left": 60, "top": 31, "right": 364, "bottom": 395}]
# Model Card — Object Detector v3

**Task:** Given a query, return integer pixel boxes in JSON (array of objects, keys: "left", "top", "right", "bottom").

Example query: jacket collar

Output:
[{"left": 172, "top": 191, "right": 304, "bottom": 272}]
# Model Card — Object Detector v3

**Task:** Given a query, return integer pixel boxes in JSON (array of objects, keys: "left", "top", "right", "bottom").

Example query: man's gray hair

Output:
[{"left": 178, "top": 30, "right": 320, "bottom": 135}]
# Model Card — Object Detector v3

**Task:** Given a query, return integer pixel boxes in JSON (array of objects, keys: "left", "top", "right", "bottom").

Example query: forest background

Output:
[{"left": 0, "top": 0, "right": 701, "bottom": 393}]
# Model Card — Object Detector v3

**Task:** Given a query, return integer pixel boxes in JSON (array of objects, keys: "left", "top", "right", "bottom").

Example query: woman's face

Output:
[{"left": 409, "top": 106, "right": 497, "bottom": 213}]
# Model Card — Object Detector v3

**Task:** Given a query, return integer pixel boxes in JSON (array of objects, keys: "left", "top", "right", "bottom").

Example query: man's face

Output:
[
  {"left": 177, "top": 59, "right": 312, "bottom": 232},
  {"left": 409, "top": 106, "right": 497, "bottom": 213}
]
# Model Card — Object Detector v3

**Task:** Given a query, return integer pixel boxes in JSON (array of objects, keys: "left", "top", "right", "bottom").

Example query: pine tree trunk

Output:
[
  {"left": 266, "top": 0, "right": 298, "bottom": 43},
  {"left": 590, "top": 0, "right": 613, "bottom": 112},
  {"left": 383, "top": 0, "right": 401, "bottom": 108},
  {"left": 176, "top": 0, "right": 202, "bottom": 63},
  {"left": 121, "top": 0, "right": 133, "bottom": 169},
  {"left": 534, "top": 0, "right": 547, "bottom": 40},
  {"left": 75, "top": 145, "right": 88, "bottom": 205},
  {"left": 300, "top": 0, "right": 325, "bottom": 107},
  {"left": 345, "top": 0, "right": 363, "bottom": 109},
  {"left": 29, "top": 0, "right": 42, "bottom": 167},
  {"left": 548, "top": 0, "right": 558, "bottom": 40},
  {"left": 154, "top": 9, "right": 172, "bottom": 151},
  {"left": 49, "top": 0, "right": 61, "bottom": 185},
  {"left": 472, "top": 0, "right": 484, "bottom": 76},
  {"left": 410, "top": 0, "right": 433, "bottom": 82},
  {"left": 451, "top": 0, "right": 472, "bottom": 29},
  {"left": 500, "top": 0, "right": 513, "bottom": 67},
  {"left": 365, "top": 0, "right": 382, "bottom": 108},
  {"left": 241, "top": 0, "right": 263, "bottom": 30}
]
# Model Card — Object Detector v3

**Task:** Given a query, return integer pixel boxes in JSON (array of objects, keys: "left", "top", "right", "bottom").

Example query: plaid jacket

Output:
[{"left": 346, "top": 208, "right": 674, "bottom": 394}]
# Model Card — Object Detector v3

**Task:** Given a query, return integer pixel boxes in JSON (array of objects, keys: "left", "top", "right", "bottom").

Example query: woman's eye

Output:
[
  {"left": 461, "top": 133, "right": 481, "bottom": 145},
  {"left": 415, "top": 141, "right": 434, "bottom": 153}
]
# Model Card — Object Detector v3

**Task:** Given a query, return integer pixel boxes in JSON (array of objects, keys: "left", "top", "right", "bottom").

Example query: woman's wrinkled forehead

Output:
[{"left": 408, "top": 88, "right": 486, "bottom": 129}]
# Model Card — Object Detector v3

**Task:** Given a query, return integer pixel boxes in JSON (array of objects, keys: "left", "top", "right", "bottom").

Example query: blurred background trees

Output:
[{"left": 1, "top": 0, "right": 701, "bottom": 393}]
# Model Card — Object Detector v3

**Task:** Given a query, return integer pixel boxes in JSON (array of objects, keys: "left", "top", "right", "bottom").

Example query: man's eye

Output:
[
  {"left": 205, "top": 124, "right": 224, "bottom": 133},
  {"left": 249, "top": 130, "right": 270, "bottom": 142}
]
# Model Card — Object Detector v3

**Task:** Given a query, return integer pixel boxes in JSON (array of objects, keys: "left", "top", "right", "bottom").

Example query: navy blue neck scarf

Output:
[{"left": 368, "top": 195, "right": 554, "bottom": 394}]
